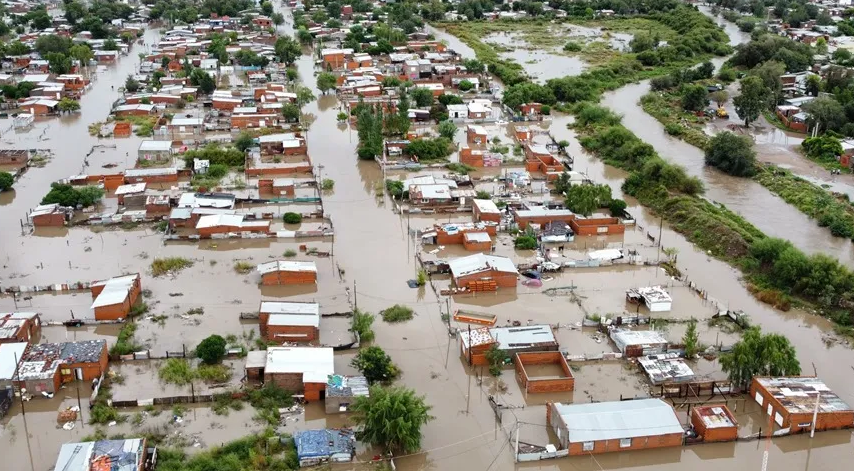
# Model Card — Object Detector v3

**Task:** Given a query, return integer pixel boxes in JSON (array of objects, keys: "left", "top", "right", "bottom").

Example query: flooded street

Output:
[{"left": 1, "top": 6, "right": 853, "bottom": 471}]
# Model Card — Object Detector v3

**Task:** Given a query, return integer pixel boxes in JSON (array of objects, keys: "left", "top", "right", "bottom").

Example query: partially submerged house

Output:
[
  {"left": 325, "top": 374, "right": 369, "bottom": 414},
  {"left": 460, "top": 325, "right": 558, "bottom": 366},
  {"left": 690, "top": 405, "right": 738, "bottom": 443},
  {"left": 750, "top": 377, "right": 854, "bottom": 433},
  {"left": 0, "top": 313, "right": 41, "bottom": 344},
  {"left": 546, "top": 399, "right": 684, "bottom": 455},
  {"left": 626, "top": 286, "right": 672, "bottom": 312},
  {"left": 261, "top": 347, "right": 334, "bottom": 401},
  {"left": 294, "top": 429, "right": 355, "bottom": 467},
  {"left": 515, "top": 351, "right": 574, "bottom": 394},
  {"left": 14, "top": 340, "right": 108, "bottom": 395},
  {"left": 0, "top": 342, "right": 27, "bottom": 391},
  {"left": 54, "top": 438, "right": 150, "bottom": 471},
  {"left": 610, "top": 329, "right": 668, "bottom": 358},
  {"left": 448, "top": 253, "right": 517, "bottom": 290},
  {"left": 257, "top": 260, "right": 318, "bottom": 285},
  {"left": 90, "top": 274, "right": 142, "bottom": 321},
  {"left": 638, "top": 353, "right": 694, "bottom": 385},
  {"left": 258, "top": 301, "right": 320, "bottom": 343}
]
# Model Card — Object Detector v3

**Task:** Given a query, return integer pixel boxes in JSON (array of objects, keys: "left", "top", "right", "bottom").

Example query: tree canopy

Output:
[
  {"left": 351, "top": 386, "right": 433, "bottom": 454},
  {"left": 733, "top": 76, "right": 770, "bottom": 127},
  {"left": 705, "top": 131, "right": 757, "bottom": 177},
  {"left": 41, "top": 184, "right": 104, "bottom": 207},
  {"left": 195, "top": 335, "right": 227, "bottom": 365},
  {"left": 719, "top": 327, "right": 800, "bottom": 389},
  {"left": 565, "top": 183, "right": 612, "bottom": 216},
  {"left": 351, "top": 346, "right": 399, "bottom": 384},
  {"left": 316, "top": 72, "right": 337, "bottom": 94}
]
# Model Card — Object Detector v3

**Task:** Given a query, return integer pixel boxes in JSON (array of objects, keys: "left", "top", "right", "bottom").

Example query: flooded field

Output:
[{"left": 1, "top": 6, "right": 854, "bottom": 471}]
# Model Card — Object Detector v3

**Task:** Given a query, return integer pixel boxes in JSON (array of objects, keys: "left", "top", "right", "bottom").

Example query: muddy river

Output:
[{"left": 0, "top": 7, "right": 853, "bottom": 471}]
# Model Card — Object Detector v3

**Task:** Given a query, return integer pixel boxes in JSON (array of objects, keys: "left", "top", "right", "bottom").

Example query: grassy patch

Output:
[
  {"left": 233, "top": 261, "right": 254, "bottom": 274},
  {"left": 158, "top": 358, "right": 196, "bottom": 385},
  {"left": 640, "top": 92, "right": 711, "bottom": 149},
  {"left": 352, "top": 309, "right": 376, "bottom": 343},
  {"left": 151, "top": 257, "right": 194, "bottom": 276},
  {"left": 247, "top": 384, "right": 294, "bottom": 426},
  {"left": 380, "top": 304, "right": 414, "bottom": 323},
  {"left": 196, "top": 363, "right": 231, "bottom": 382},
  {"left": 110, "top": 323, "right": 142, "bottom": 356}
]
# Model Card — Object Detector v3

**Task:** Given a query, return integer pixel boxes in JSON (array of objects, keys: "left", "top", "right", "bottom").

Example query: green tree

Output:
[
  {"left": 411, "top": 87, "right": 433, "bottom": 107},
  {"left": 803, "top": 96, "right": 846, "bottom": 134},
  {"left": 6, "top": 41, "right": 31, "bottom": 56},
  {"left": 69, "top": 44, "right": 93, "bottom": 65},
  {"left": 271, "top": 12, "right": 284, "bottom": 26},
  {"left": 274, "top": 36, "right": 301, "bottom": 66},
  {"left": 681, "top": 84, "right": 709, "bottom": 112},
  {"left": 683, "top": 318, "right": 700, "bottom": 357},
  {"left": 805, "top": 75, "right": 821, "bottom": 97},
  {"left": 124, "top": 75, "right": 140, "bottom": 92},
  {"left": 458, "top": 79, "right": 474, "bottom": 92},
  {"left": 705, "top": 132, "right": 756, "bottom": 177},
  {"left": 719, "top": 327, "right": 800, "bottom": 389},
  {"left": 316, "top": 72, "right": 337, "bottom": 94},
  {"left": 351, "top": 386, "right": 433, "bottom": 454},
  {"left": 41, "top": 184, "right": 104, "bottom": 207},
  {"left": 57, "top": 98, "right": 80, "bottom": 112},
  {"left": 190, "top": 69, "right": 216, "bottom": 94},
  {"left": 709, "top": 90, "right": 729, "bottom": 108},
  {"left": 234, "top": 132, "right": 254, "bottom": 152},
  {"left": 749, "top": 60, "right": 785, "bottom": 104},
  {"left": 103, "top": 39, "right": 119, "bottom": 51},
  {"left": 261, "top": 1, "right": 274, "bottom": 16},
  {"left": 733, "top": 75, "right": 771, "bottom": 127},
  {"left": 630, "top": 31, "right": 656, "bottom": 53},
  {"left": 295, "top": 86, "right": 315, "bottom": 109},
  {"left": 609, "top": 198, "right": 627, "bottom": 217},
  {"left": 802, "top": 135, "right": 843, "bottom": 163},
  {"left": 437, "top": 120, "right": 457, "bottom": 140},
  {"left": 297, "top": 26, "right": 313, "bottom": 45},
  {"left": 45, "top": 52, "right": 72, "bottom": 75},
  {"left": 0, "top": 172, "right": 13, "bottom": 191},
  {"left": 463, "top": 58, "right": 485, "bottom": 74},
  {"left": 351, "top": 346, "right": 399, "bottom": 384},
  {"left": 565, "top": 184, "right": 612, "bottom": 216},
  {"left": 286, "top": 68, "right": 299, "bottom": 83},
  {"left": 283, "top": 212, "right": 302, "bottom": 224},
  {"left": 195, "top": 334, "right": 227, "bottom": 364},
  {"left": 352, "top": 309, "right": 375, "bottom": 342}
]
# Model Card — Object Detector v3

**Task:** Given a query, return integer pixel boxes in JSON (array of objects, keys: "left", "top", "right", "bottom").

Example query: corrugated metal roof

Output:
[
  {"left": 448, "top": 253, "right": 517, "bottom": 278},
  {"left": 265, "top": 347, "right": 333, "bottom": 383},
  {"left": 256, "top": 260, "right": 317, "bottom": 275},
  {"left": 490, "top": 325, "right": 555, "bottom": 350},
  {"left": 553, "top": 398, "right": 683, "bottom": 443},
  {"left": 90, "top": 274, "right": 138, "bottom": 309},
  {"left": 260, "top": 301, "right": 319, "bottom": 315},
  {"left": 0, "top": 343, "right": 27, "bottom": 381}
]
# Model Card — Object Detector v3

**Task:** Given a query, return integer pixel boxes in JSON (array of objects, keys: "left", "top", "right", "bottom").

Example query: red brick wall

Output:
[
  {"left": 570, "top": 217, "right": 625, "bottom": 236},
  {"left": 463, "top": 239, "right": 492, "bottom": 252},
  {"left": 515, "top": 352, "right": 574, "bottom": 393},
  {"left": 265, "top": 324, "right": 319, "bottom": 343},
  {"left": 455, "top": 270, "right": 517, "bottom": 288},
  {"left": 514, "top": 214, "right": 575, "bottom": 230},
  {"left": 261, "top": 270, "right": 317, "bottom": 285},
  {"left": 567, "top": 433, "right": 682, "bottom": 455},
  {"left": 690, "top": 406, "right": 738, "bottom": 442},
  {"left": 265, "top": 372, "right": 303, "bottom": 391},
  {"left": 32, "top": 212, "right": 66, "bottom": 227}
]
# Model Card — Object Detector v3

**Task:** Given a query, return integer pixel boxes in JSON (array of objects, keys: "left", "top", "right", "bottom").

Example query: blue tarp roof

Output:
[{"left": 294, "top": 429, "right": 355, "bottom": 459}]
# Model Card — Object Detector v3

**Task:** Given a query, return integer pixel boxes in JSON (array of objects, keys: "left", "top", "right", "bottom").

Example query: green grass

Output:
[
  {"left": 233, "top": 261, "right": 254, "bottom": 274},
  {"left": 158, "top": 359, "right": 196, "bottom": 385},
  {"left": 150, "top": 257, "right": 194, "bottom": 276},
  {"left": 640, "top": 92, "right": 711, "bottom": 149},
  {"left": 380, "top": 304, "right": 414, "bottom": 323},
  {"left": 110, "top": 323, "right": 142, "bottom": 356}
]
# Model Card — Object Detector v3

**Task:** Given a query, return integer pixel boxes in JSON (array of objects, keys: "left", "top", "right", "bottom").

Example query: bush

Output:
[
  {"left": 609, "top": 199, "right": 628, "bottom": 217},
  {"left": 385, "top": 179, "right": 404, "bottom": 198},
  {"left": 352, "top": 309, "right": 375, "bottom": 342},
  {"left": 664, "top": 123, "right": 684, "bottom": 136},
  {"left": 150, "top": 257, "right": 193, "bottom": 276},
  {"left": 351, "top": 346, "right": 399, "bottom": 383},
  {"left": 563, "top": 41, "right": 582, "bottom": 52},
  {"left": 540, "top": 104, "right": 551, "bottom": 115},
  {"left": 283, "top": 212, "right": 302, "bottom": 224},
  {"left": 705, "top": 132, "right": 757, "bottom": 177},
  {"left": 233, "top": 261, "right": 253, "bottom": 274},
  {"left": 0, "top": 172, "right": 13, "bottom": 191},
  {"left": 195, "top": 334, "right": 227, "bottom": 364},
  {"left": 283, "top": 249, "right": 297, "bottom": 257},
  {"left": 514, "top": 234, "right": 538, "bottom": 250},
  {"left": 158, "top": 358, "right": 196, "bottom": 385},
  {"left": 41, "top": 183, "right": 104, "bottom": 207},
  {"left": 321, "top": 178, "right": 335, "bottom": 190},
  {"left": 381, "top": 304, "right": 414, "bottom": 323},
  {"left": 206, "top": 164, "right": 228, "bottom": 179},
  {"left": 110, "top": 323, "right": 141, "bottom": 356}
]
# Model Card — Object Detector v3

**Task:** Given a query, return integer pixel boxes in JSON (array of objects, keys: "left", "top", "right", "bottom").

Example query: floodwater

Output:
[
  {"left": 2, "top": 6, "right": 854, "bottom": 471},
  {"left": 484, "top": 32, "right": 588, "bottom": 83}
]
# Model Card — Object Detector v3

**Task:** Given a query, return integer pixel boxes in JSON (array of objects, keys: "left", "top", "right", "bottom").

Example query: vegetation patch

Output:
[
  {"left": 233, "top": 261, "right": 254, "bottom": 274},
  {"left": 110, "top": 323, "right": 142, "bottom": 356},
  {"left": 380, "top": 304, "right": 414, "bottom": 323},
  {"left": 150, "top": 257, "right": 194, "bottom": 276},
  {"left": 352, "top": 309, "right": 376, "bottom": 343}
]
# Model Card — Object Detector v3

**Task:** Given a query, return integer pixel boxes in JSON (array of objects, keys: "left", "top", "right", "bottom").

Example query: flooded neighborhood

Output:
[{"left": 0, "top": 1, "right": 853, "bottom": 471}]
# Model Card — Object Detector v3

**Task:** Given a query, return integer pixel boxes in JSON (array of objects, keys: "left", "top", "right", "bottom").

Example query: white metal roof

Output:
[
  {"left": 91, "top": 274, "right": 138, "bottom": 309},
  {"left": 472, "top": 198, "right": 500, "bottom": 214},
  {"left": 449, "top": 253, "right": 517, "bottom": 278},
  {"left": 464, "top": 231, "right": 491, "bottom": 243},
  {"left": 138, "top": 140, "right": 173, "bottom": 152},
  {"left": 552, "top": 398, "right": 683, "bottom": 443},
  {"left": 257, "top": 260, "right": 317, "bottom": 275},
  {"left": 260, "top": 301, "right": 319, "bottom": 316},
  {"left": 268, "top": 313, "right": 319, "bottom": 327},
  {"left": 196, "top": 214, "right": 244, "bottom": 228},
  {"left": 264, "top": 347, "right": 334, "bottom": 383},
  {"left": 0, "top": 342, "right": 27, "bottom": 380},
  {"left": 489, "top": 325, "right": 555, "bottom": 350},
  {"left": 124, "top": 167, "right": 178, "bottom": 177},
  {"left": 587, "top": 249, "right": 623, "bottom": 261},
  {"left": 515, "top": 206, "right": 574, "bottom": 218},
  {"left": 114, "top": 183, "right": 147, "bottom": 195}
]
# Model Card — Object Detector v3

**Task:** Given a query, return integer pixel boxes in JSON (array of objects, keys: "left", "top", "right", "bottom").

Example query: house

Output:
[
  {"left": 114, "top": 103, "right": 156, "bottom": 117},
  {"left": 460, "top": 324, "right": 558, "bottom": 366},
  {"left": 58, "top": 339, "right": 108, "bottom": 382},
  {"left": 449, "top": 253, "right": 517, "bottom": 289},
  {"left": 54, "top": 438, "right": 150, "bottom": 471},
  {"left": 0, "top": 343, "right": 27, "bottom": 390},
  {"left": 15, "top": 340, "right": 108, "bottom": 394},
  {"left": 467, "top": 101, "right": 490, "bottom": 119},
  {"left": 459, "top": 146, "right": 501, "bottom": 167},
  {"left": 515, "top": 351, "right": 574, "bottom": 394},
  {"left": 94, "top": 50, "right": 119, "bottom": 63},
  {"left": 610, "top": 329, "right": 668, "bottom": 358},
  {"left": 750, "top": 377, "right": 854, "bottom": 433},
  {"left": 472, "top": 199, "right": 501, "bottom": 223},
  {"left": 114, "top": 183, "right": 147, "bottom": 205},
  {"left": 690, "top": 405, "right": 738, "bottom": 443},
  {"left": 177, "top": 192, "right": 236, "bottom": 209},
  {"left": 294, "top": 429, "right": 355, "bottom": 467},
  {"left": 463, "top": 231, "right": 492, "bottom": 251},
  {"left": 195, "top": 214, "right": 271, "bottom": 237},
  {"left": 546, "top": 399, "right": 684, "bottom": 454},
  {"left": 325, "top": 375, "right": 369, "bottom": 414},
  {"left": 19, "top": 98, "right": 59, "bottom": 115},
  {"left": 28, "top": 204, "right": 69, "bottom": 227},
  {"left": 638, "top": 353, "right": 694, "bottom": 385},
  {"left": 626, "top": 286, "right": 672, "bottom": 312},
  {"left": 447, "top": 104, "right": 468, "bottom": 119},
  {"left": 137, "top": 140, "right": 173, "bottom": 162},
  {"left": 90, "top": 273, "right": 143, "bottom": 321},
  {"left": 262, "top": 347, "right": 334, "bottom": 401},
  {"left": 512, "top": 205, "right": 574, "bottom": 229},
  {"left": 257, "top": 260, "right": 318, "bottom": 285},
  {"left": 259, "top": 301, "right": 320, "bottom": 342},
  {"left": 124, "top": 167, "right": 179, "bottom": 184},
  {"left": 167, "top": 116, "right": 204, "bottom": 134},
  {"left": 258, "top": 133, "right": 307, "bottom": 155},
  {"left": 520, "top": 102, "right": 542, "bottom": 118},
  {"left": 271, "top": 178, "right": 295, "bottom": 196},
  {"left": 212, "top": 96, "right": 243, "bottom": 110},
  {"left": 0, "top": 313, "right": 41, "bottom": 344},
  {"left": 0, "top": 150, "right": 29, "bottom": 166},
  {"left": 420, "top": 222, "right": 498, "bottom": 246},
  {"left": 466, "top": 125, "right": 488, "bottom": 145}
]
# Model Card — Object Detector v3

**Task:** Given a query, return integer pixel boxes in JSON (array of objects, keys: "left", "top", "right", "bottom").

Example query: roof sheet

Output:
[
  {"left": 326, "top": 375, "right": 369, "bottom": 398},
  {"left": 553, "top": 398, "right": 683, "bottom": 443},
  {"left": 0, "top": 343, "right": 27, "bottom": 380},
  {"left": 489, "top": 325, "right": 555, "bottom": 350},
  {"left": 472, "top": 198, "right": 500, "bottom": 214},
  {"left": 257, "top": 260, "right": 317, "bottom": 275},
  {"left": 295, "top": 429, "right": 355, "bottom": 459},
  {"left": 265, "top": 347, "right": 334, "bottom": 382},
  {"left": 91, "top": 274, "right": 138, "bottom": 309},
  {"left": 448, "top": 253, "right": 517, "bottom": 278},
  {"left": 756, "top": 377, "right": 853, "bottom": 414},
  {"left": 260, "top": 302, "right": 319, "bottom": 315}
]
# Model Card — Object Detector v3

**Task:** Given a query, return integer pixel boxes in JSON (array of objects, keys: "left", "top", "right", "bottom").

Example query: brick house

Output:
[
  {"left": 257, "top": 260, "right": 318, "bottom": 285},
  {"left": 466, "top": 125, "right": 488, "bottom": 145},
  {"left": 325, "top": 374, "right": 369, "bottom": 414},
  {"left": 463, "top": 232, "right": 492, "bottom": 251},
  {"left": 546, "top": 399, "right": 684, "bottom": 455},
  {"left": 259, "top": 301, "right": 320, "bottom": 343},
  {"left": 124, "top": 167, "right": 179, "bottom": 184},
  {"left": 55, "top": 438, "right": 149, "bottom": 471},
  {"left": 459, "top": 324, "right": 557, "bottom": 366},
  {"left": 14, "top": 340, "right": 108, "bottom": 394},
  {"left": 262, "top": 347, "right": 334, "bottom": 402},
  {"left": 750, "top": 377, "right": 854, "bottom": 433},
  {"left": 690, "top": 405, "right": 738, "bottom": 443},
  {"left": 0, "top": 313, "right": 41, "bottom": 344},
  {"left": 89, "top": 274, "right": 142, "bottom": 321},
  {"left": 59, "top": 340, "right": 108, "bottom": 382},
  {"left": 449, "top": 253, "right": 517, "bottom": 289},
  {"left": 28, "top": 204, "right": 69, "bottom": 227},
  {"left": 512, "top": 206, "right": 575, "bottom": 229},
  {"left": 472, "top": 199, "right": 502, "bottom": 223},
  {"left": 515, "top": 352, "right": 574, "bottom": 394},
  {"left": 195, "top": 214, "right": 271, "bottom": 237}
]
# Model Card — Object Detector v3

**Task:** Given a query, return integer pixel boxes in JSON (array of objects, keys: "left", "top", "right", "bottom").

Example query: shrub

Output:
[
  {"left": 664, "top": 123, "right": 684, "bottom": 136},
  {"left": 351, "top": 346, "right": 399, "bottom": 383},
  {"left": 283, "top": 212, "right": 302, "bottom": 224},
  {"left": 158, "top": 359, "right": 196, "bottom": 385},
  {"left": 110, "top": 323, "right": 141, "bottom": 356},
  {"left": 352, "top": 309, "right": 376, "bottom": 342},
  {"left": 41, "top": 183, "right": 104, "bottom": 207},
  {"left": 381, "top": 304, "right": 414, "bottom": 323},
  {"left": 514, "top": 234, "right": 538, "bottom": 249},
  {"left": 195, "top": 334, "right": 227, "bottom": 364},
  {"left": 150, "top": 257, "right": 193, "bottom": 276},
  {"left": 233, "top": 261, "right": 254, "bottom": 274},
  {"left": 196, "top": 363, "right": 230, "bottom": 382},
  {"left": 283, "top": 249, "right": 297, "bottom": 257},
  {"left": 0, "top": 172, "right": 14, "bottom": 191},
  {"left": 206, "top": 164, "right": 228, "bottom": 179},
  {"left": 321, "top": 178, "right": 335, "bottom": 190},
  {"left": 609, "top": 198, "right": 628, "bottom": 217},
  {"left": 563, "top": 41, "right": 582, "bottom": 52}
]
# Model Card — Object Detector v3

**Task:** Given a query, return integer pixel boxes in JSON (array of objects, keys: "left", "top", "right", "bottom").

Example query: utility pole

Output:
[
  {"left": 514, "top": 423, "right": 520, "bottom": 463},
  {"left": 656, "top": 215, "right": 663, "bottom": 261},
  {"left": 353, "top": 279, "right": 357, "bottom": 310},
  {"left": 810, "top": 391, "right": 821, "bottom": 438}
]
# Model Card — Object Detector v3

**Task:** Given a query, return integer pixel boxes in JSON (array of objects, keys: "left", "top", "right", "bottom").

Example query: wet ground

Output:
[{"left": 2, "top": 7, "right": 854, "bottom": 471}]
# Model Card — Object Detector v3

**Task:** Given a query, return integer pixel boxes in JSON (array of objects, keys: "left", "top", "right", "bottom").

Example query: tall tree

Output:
[
  {"left": 733, "top": 76, "right": 771, "bottom": 127},
  {"left": 719, "top": 327, "right": 800, "bottom": 389},
  {"left": 351, "top": 346, "right": 398, "bottom": 383},
  {"left": 351, "top": 386, "right": 434, "bottom": 454},
  {"left": 705, "top": 131, "right": 757, "bottom": 177},
  {"left": 275, "top": 36, "right": 301, "bottom": 66},
  {"left": 565, "top": 184, "right": 611, "bottom": 216},
  {"left": 803, "top": 96, "right": 846, "bottom": 134},
  {"left": 316, "top": 72, "right": 337, "bottom": 94}
]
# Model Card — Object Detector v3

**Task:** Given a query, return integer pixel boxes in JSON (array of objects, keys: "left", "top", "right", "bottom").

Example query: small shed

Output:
[
  {"left": 325, "top": 375, "right": 369, "bottom": 413},
  {"left": 259, "top": 301, "right": 320, "bottom": 342},
  {"left": 138, "top": 140, "right": 173, "bottom": 162},
  {"left": 691, "top": 405, "right": 738, "bottom": 443},
  {"left": 610, "top": 329, "right": 668, "bottom": 358},
  {"left": 463, "top": 231, "right": 492, "bottom": 252},
  {"left": 257, "top": 260, "right": 318, "bottom": 285},
  {"left": 627, "top": 286, "right": 672, "bottom": 312},
  {"left": 294, "top": 429, "right": 355, "bottom": 467}
]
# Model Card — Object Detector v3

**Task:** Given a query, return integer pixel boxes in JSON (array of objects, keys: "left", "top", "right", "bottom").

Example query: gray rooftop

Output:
[
  {"left": 553, "top": 398, "right": 683, "bottom": 443},
  {"left": 756, "top": 377, "right": 853, "bottom": 414}
]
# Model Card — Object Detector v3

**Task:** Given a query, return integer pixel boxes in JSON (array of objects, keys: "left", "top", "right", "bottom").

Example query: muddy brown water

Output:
[{"left": 2, "top": 7, "right": 854, "bottom": 471}]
